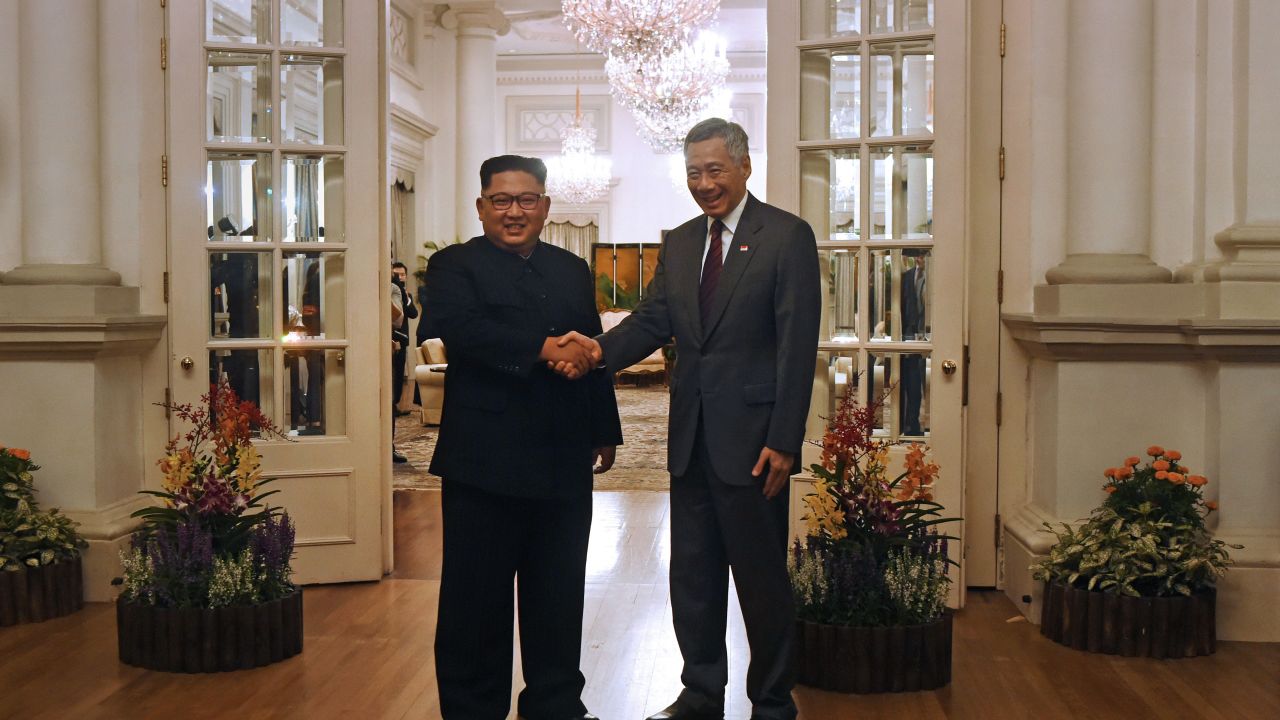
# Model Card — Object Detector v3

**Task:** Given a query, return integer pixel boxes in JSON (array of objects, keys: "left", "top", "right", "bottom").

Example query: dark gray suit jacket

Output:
[{"left": 599, "top": 194, "right": 821, "bottom": 484}]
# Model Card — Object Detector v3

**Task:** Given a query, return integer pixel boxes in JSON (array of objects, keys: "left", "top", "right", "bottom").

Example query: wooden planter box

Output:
[
  {"left": 1040, "top": 582, "right": 1215, "bottom": 658},
  {"left": 116, "top": 588, "right": 303, "bottom": 672},
  {"left": 0, "top": 556, "right": 84, "bottom": 627},
  {"left": 795, "top": 612, "right": 952, "bottom": 694}
]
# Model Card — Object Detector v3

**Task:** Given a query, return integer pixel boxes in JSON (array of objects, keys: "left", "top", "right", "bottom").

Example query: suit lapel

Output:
[
  {"left": 671, "top": 222, "right": 708, "bottom": 344},
  {"left": 700, "top": 195, "right": 762, "bottom": 339}
]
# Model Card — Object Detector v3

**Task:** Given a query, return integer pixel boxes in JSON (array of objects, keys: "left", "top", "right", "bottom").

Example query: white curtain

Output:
[
  {"left": 294, "top": 159, "right": 318, "bottom": 241},
  {"left": 390, "top": 180, "right": 413, "bottom": 263},
  {"left": 543, "top": 219, "right": 597, "bottom": 261}
]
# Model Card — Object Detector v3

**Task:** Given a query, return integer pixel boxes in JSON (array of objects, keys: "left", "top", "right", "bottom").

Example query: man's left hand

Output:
[
  {"left": 752, "top": 447, "right": 794, "bottom": 499},
  {"left": 592, "top": 446, "right": 616, "bottom": 474}
]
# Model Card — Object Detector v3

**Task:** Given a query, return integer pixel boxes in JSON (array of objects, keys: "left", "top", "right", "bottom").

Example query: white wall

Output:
[{"left": 0, "top": 0, "right": 21, "bottom": 272}]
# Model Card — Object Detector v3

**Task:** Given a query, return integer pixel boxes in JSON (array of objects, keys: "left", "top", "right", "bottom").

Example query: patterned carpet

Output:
[{"left": 393, "top": 385, "right": 671, "bottom": 491}]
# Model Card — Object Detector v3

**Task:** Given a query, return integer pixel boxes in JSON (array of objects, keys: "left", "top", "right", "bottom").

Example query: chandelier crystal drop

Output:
[
  {"left": 545, "top": 91, "right": 612, "bottom": 205},
  {"left": 562, "top": 0, "right": 721, "bottom": 63}
]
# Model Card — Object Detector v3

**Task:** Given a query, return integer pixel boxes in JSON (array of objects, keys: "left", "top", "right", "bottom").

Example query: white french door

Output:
[
  {"left": 166, "top": 0, "right": 385, "bottom": 584},
  {"left": 772, "top": 0, "right": 969, "bottom": 602}
]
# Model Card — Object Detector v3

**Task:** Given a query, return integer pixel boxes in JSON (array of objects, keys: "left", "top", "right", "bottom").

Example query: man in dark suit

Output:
[
  {"left": 899, "top": 252, "right": 927, "bottom": 436},
  {"left": 425, "top": 155, "right": 622, "bottom": 720},
  {"left": 555, "top": 119, "right": 821, "bottom": 720}
]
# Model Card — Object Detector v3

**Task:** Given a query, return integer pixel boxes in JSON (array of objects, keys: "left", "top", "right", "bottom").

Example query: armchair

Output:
[{"left": 414, "top": 338, "right": 447, "bottom": 425}]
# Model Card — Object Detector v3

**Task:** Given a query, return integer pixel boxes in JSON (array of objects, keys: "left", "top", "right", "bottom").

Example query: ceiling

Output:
[{"left": 495, "top": 0, "right": 768, "bottom": 56}]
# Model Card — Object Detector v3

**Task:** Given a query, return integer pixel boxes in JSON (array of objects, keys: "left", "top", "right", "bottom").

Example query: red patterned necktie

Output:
[{"left": 699, "top": 219, "right": 725, "bottom": 327}]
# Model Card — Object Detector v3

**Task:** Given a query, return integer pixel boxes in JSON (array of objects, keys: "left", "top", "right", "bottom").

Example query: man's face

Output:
[
  {"left": 391, "top": 266, "right": 407, "bottom": 283},
  {"left": 476, "top": 170, "right": 550, "bottom": 255},
  {"left": 685, "top": 137, "right": 751, "bottom": 219}
]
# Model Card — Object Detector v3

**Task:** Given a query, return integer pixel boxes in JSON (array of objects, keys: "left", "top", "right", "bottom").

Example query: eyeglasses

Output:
[{"left": 482, "top": 192, "right": 544, "bottom": 211}]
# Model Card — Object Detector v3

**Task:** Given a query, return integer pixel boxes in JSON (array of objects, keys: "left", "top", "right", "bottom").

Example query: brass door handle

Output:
[
  {"left": 180, "top": 356, "right": 194, "bottom": 371},
  {"left": 942, "top": 359, "right": 957, "bottom": 375}
]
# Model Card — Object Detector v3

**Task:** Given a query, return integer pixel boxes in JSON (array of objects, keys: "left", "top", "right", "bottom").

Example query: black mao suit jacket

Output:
[
  {"left": 425, "top": 236, "right": 622, "bottom": 498},
  {"left": 599, "top": 194, "right": 821, "bottom": 485}
]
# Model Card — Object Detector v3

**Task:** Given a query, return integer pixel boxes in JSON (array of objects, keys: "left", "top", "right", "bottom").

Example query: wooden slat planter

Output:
[
  {"left": 0, "top": 556, "right": 84, "bottom": 627},
  {"left": 795, "top": 612, "right": 952, "bottom": 693},
  {"left": 1040, "top": 582, "right": 1215, "bottom": 658},
  {"left": 116, "top": 588, "right": 303, "bottom": 672}
]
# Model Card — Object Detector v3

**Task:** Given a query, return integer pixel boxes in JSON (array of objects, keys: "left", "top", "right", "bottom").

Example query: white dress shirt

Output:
[{"left": 700, "top": 193, "right": 750, "bottom": 273}]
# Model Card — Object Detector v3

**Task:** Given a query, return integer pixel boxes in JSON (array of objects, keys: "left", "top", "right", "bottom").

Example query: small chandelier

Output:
[
  {"left": 562, "top": 0, "right": 721, "bottom": 64},
  {"left": 545, "top": 87, "right": 612, "bottom": 205}
]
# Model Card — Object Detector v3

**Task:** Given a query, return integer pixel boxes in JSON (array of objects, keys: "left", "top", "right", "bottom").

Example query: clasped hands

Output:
[{"left": 539, "top": 331, "right": 603, "bottom": 380}]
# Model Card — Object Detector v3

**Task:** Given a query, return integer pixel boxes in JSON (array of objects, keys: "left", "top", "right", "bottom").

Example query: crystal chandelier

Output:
[
  {"left": 545, "top": 88, "right": 612, "bottom": 204},
  {"left": 612, "top": 32, "right": 729, "bottom": 152},
  {"left": 562, "top": 0, "right": 721, "bottom": 64}
]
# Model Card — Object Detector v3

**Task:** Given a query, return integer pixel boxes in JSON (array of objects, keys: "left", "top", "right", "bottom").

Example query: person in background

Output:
[{"left": 392, "top": 261, "right": 416, "bottom": 418}]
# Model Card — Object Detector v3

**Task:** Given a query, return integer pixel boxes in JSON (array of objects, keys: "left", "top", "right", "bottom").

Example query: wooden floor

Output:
[{"left": 1, "top": 490, "right": 1277, "bottom": 720}]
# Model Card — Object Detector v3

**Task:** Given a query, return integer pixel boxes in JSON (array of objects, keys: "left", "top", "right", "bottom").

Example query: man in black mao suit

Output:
[
  {"left": 557, "top": 119, "right": 821, "bottom": 720},
  {"left": 426, "top": 155, "right": 622, "bottom": 720}
]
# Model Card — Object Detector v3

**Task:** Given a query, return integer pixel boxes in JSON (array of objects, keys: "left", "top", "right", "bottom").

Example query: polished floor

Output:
[{"left": 0, "top": 490, "right": 1276, "bottom": 719}]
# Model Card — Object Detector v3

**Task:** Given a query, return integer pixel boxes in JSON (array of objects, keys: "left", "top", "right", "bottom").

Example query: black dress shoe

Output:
[
  {"left": 392, "top": 449, "right": 408, "bottom": 463},
  {"left": 645, "top": 700, "right": 724, "bottom": 720}
]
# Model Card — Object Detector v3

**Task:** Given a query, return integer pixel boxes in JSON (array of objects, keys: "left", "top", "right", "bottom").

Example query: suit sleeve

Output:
[
  {"left": 766, "top": 219, "right": 822, "bottom": 454},
  {"left": 424, "top": 247, "right": 545, "bottom": 378},
  {"left": 578, "top": 259, "right": 623, "bottom": 448},
  {"left": 598, "top": 238, "right": 673, "bottom": 370}
]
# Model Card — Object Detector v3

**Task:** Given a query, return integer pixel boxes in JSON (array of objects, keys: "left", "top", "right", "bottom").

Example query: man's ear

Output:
[
  {"left": 475, "top": 196, "right": 484, "bottom": 218},
  {"left": 741, "top": 155, "right": 753, "bottom": 179}
]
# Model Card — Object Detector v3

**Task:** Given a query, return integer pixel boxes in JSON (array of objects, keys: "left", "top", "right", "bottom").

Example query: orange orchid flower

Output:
[
  {"left": 8, "top": 448, "right": 30, "bottom": 461},
  {"left": 1168, "top": 472, "right": 1185, "bottom": 484},
  {"left": 1146, "top": 445, "right": 1165, "bottom": 457},
  {"left": 1166, "top": 450, "right": 1182, "bottom": 461},
  {"left": 1124, "top": 456, "right": 1141, "bottom": 467},
  {"left": 1153, "top": 460, "right": 1171, "bottom": 471},
  {"left": 1187, "top": 475, "right": 1208, "bottom": 487},
  {"left": 1155, "top": 470, "right": 1169, "bottom": 480}
]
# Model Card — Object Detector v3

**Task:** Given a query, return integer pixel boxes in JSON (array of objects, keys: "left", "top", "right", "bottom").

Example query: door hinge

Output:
[
  {"left": 161, "top": 154, "right": 168, "bottom": 187},
  {"left": 160, "top": 0, "right": 167, "bottom": 7},
  {"left": 998, "top": 146, "right": 1006, "bottom": 181},
  {"left": 163, "top": 387, "right": 172, "bottom": 418},
  {"left": 1000, "top": 22, "right": 1006, "bottom": 58},
  {"left": 160, "top": 37, "right": 167, "bottom": 70},
  {"left": 994, "top": 513, "right": 1003, "bottom": 549},
  {"left": 996, "top": 391, "right": 1003, "bottom": 427},
  {"left": 997, "top": 269, "right": 1004, "bottom": 305},
  {"left": 163, "top": 271, "right": 170, "bottom": 303},
  {"left": 961, "top": 343, "right": 970, "bottom": 407}
]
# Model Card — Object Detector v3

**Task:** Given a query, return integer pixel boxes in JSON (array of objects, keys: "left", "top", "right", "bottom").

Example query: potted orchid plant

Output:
[
  {"left": 789, "top": 387, "right": 958, "bottom": 694},
  {"left": 113, "top": 381, "right": 302, "bottom": 672}
]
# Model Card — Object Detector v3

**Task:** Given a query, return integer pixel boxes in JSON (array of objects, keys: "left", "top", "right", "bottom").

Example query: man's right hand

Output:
[
  {"left": 548, "top": 332, "right": 603, "bottom": 379},
  {"left": 539, "top": 335, "right": 595, "bottom": 379}
]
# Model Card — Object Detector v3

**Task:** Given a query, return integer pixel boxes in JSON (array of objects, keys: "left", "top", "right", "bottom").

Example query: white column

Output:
[
  {"left": 1045, "top": 0, "right": 1170, "bottom": 284},
  {"left": 3, "top": 0, "right": 119, "bottom": 286},
  {"left": 1207, "top": 0, "right": 1280, "bottom": 281},
  {"left": 442, "top": 2, "right": 509, "bottom": 242}
]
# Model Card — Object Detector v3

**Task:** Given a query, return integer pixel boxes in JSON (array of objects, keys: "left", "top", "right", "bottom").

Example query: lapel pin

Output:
[{"left": 739, "top": 244, "right": 749, "bottom": 252}]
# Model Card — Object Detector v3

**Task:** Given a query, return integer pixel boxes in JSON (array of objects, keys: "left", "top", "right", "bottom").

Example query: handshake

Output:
[{"left": 540, "top": 331, "right": 604, "bottom": 380}]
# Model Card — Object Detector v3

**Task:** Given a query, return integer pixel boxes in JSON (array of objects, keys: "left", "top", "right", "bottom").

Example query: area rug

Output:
[{"left": 393, "top": 385, "right": 671, "bottom": 491}]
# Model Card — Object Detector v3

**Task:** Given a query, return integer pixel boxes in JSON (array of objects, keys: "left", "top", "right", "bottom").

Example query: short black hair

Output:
[
  {"left": 391, "top": 261, "right": 408, "bottom": 271},
  {"left": 480, "top": 155, "right": 547, "bottom": 190}
]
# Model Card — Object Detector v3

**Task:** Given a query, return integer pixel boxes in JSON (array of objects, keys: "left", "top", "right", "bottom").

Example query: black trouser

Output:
[
  {"left": 435, "top": 481, "right": 593, "bottom": 720},
  {"left": 670, "top": 422, "right": 797, "bottom": 720}
]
